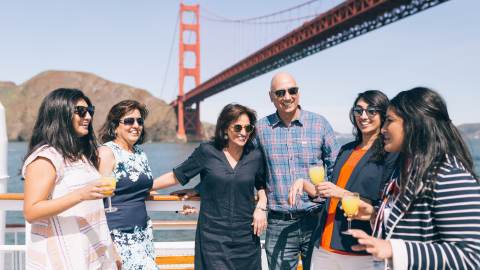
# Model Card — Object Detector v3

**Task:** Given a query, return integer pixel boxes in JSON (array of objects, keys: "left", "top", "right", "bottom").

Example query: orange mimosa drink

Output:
[
  {"left": 342, "top": 195, "right": 360, "bottom": 216},
  {"left": 341, "top": 192, "right": 360, "bottom": 235},
  {"left": 308, "top": 166, "right": 325, "bottom": 185},
  {"left": 100, "top": 176, "right": 116, "bottom": 196}
]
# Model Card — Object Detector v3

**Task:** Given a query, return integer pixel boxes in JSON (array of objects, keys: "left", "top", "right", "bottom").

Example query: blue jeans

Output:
[{"left": 265, "top": 211, "right": 319, "bottom": 270}]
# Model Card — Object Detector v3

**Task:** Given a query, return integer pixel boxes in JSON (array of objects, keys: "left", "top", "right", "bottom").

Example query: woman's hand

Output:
[
  {"left": 315, "top": 181, "right": 347, "bottom": 198},
  {"left": 350, "top": 229, "right": 393, "bottom": 260},
  {"left": 350, "top": 199, "right": 374, "bottom": 221},
  {"left": 115, "top": 259, "right": 122, "bottom": 270},
  {"left": 77, "top": 180, "right": 112, "bottom": 201},
  {"left": 179, "top": 204, "right": 198, "bottom": 215},
  {"left": 288, "top": 179, "right": 305, "bottom": 205},
  {"left": 252, "top": 208, "right": 267, "bottom": 236}
]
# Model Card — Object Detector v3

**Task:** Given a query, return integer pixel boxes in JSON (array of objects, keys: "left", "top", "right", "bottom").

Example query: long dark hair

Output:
[
  {"left": 213, "top": 103, "right": 257, "bottom": 150},
  {"left": 25, "top": 88, "right": 99, "bottom": 167},
  {"left": 98, "top": 100, "right": 149, "bottom": 145},
  {"left": 390, "top": 87, "right": 476, "bottom": 196},
  {"left": 349, "top": 90, "right": 389, "bottom": 162}
]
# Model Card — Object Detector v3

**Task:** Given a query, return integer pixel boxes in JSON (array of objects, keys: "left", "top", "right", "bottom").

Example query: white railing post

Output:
[{"left": 0, "top": 102, "right": 8, "bottom": 268}]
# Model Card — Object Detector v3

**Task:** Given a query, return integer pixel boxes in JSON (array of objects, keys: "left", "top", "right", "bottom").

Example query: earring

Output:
[{"left": 224, "top": 134, "right": 228, "bottom": 140}]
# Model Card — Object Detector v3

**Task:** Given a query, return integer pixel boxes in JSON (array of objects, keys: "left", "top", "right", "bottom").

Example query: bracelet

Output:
[{"left": 255, "top": 206, "right": 268, "bottom": 211}]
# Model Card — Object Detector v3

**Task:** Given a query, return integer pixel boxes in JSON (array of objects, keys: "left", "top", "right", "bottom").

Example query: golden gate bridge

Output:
[{"left": 164, "top": 0, "right": 450, "bottom": 140}]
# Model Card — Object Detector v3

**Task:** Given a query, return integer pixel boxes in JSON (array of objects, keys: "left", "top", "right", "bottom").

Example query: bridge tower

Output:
[{"left": 177, "top": 3, "right": 201, "bottom": 141}]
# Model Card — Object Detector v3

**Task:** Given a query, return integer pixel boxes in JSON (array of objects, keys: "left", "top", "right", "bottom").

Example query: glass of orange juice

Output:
[
  {"left": 101, "top": 174, "right": 117, "bottom": 213},
  {"left": 341, "top": 192, "right": 360, "bottom": 235},
  {"left": 309, "top": 166, "right": 325, "bottom": 185}
]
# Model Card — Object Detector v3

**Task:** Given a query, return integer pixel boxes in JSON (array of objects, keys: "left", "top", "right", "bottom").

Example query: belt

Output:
[{"left": 269, "top": 208, "right": 320, "bottom": 221}]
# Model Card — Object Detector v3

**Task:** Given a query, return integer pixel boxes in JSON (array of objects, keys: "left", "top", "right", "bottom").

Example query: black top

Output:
[
  {"left": 173, "top": 142, "right": 266, "bottom": 270},
  {"left": 103, "top": 141, "right": 154, "bottom": 230},
  {"left": 312, "top": 141, "right": 398, "bottom": 253}
]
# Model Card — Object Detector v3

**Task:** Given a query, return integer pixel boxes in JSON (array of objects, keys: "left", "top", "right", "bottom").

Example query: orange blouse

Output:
[{"left": 320, "top": 147, "right": 367, "bottom": 255}]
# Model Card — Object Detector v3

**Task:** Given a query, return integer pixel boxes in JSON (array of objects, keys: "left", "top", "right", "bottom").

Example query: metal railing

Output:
[{"left": 0, "top": 193, "right": 200, "bottom": 270}]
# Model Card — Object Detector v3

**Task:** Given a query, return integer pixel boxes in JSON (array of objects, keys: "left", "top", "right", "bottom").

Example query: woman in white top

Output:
[{"left": 22, "top": 88, "right": 120, "bottom": 269}]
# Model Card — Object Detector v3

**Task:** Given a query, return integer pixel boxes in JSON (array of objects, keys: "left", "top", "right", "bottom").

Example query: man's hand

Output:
[{"left": 288, "top": 178, "right": 305, "bottom": 205}]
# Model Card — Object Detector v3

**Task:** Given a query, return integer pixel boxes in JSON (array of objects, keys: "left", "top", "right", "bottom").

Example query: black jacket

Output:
[{"left": 312, "top": 141, "right": 398, "bottom": 253}]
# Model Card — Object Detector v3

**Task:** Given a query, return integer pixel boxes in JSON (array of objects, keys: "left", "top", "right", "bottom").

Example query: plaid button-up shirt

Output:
[{"left": 256, "top": 110, "right": 339, "bottom": 212}]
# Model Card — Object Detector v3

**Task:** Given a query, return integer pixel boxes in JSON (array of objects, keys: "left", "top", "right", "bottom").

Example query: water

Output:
[
  {"left": 4, "top": 140, "right": 480, "bottom": 243},
  {"left": 5, "top": 142, "right": 201, "bottom": 242}
]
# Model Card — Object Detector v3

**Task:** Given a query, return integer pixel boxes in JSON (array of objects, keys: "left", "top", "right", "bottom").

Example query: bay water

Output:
[{"left": 5, "top": 140, "right": 480, "bottom": 243}]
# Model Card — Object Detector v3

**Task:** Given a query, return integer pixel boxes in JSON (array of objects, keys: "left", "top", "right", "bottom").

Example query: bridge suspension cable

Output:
[
  {"left": 201, "top": 0, "right": 321, "bottom": 24},
  {"left": 159, "top": 11, "right": 179, "bottom": 99}
]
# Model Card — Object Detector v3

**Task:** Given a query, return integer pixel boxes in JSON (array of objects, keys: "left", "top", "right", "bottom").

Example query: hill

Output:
[{"left": 0, "top": 71, "right": 180, "bottom": 141}]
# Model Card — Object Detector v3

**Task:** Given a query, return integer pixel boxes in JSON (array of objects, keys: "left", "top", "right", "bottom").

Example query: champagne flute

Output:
[
  {"left": 309, "top": 166, "right": 325, "bottom": 185},
  {"left": 101, "top": 173, "right": 117, "bottom": 213},
  {"left": 341, "top": 192, "right": 360, "bottom": 235}
]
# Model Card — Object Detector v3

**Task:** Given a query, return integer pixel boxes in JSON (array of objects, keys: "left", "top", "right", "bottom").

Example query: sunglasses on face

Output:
[
  {"left": 230, "top": 124, "right": 254, "bottom": 133},
  {"left": 119, "top": 117, "right": 144, "bottom": 126},
  {"left": 352, "top": 106, "right": 381, "bottom": 118},
  {"left": 74, "top": 106, "right": 95, "bottom": 117},
  {"left": 273, "top": 87, "right": 299, "bottom": 98}
]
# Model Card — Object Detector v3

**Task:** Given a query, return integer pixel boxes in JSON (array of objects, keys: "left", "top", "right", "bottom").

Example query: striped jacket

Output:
[{"left": 378, "top": 156, "right": 480, "bottom": 270}]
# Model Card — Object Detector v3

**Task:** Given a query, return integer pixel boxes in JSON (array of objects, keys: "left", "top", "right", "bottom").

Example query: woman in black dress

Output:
[{"left": 153, "top": 103, "right": 268, "bottom": 270}]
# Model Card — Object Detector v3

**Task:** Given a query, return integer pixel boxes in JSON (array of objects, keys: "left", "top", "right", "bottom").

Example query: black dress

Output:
[{"left": 173, "top": 142, "right": 266, "bottom": 270}]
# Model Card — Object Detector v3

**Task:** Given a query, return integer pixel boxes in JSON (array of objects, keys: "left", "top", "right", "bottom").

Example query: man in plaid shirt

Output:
[{"left": 256, "top": 72, "right": 339, "bottom": 270}]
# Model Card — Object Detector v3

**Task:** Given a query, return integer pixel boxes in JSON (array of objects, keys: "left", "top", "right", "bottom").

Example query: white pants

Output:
[{"left": 311, "top": 247, "right": 384, "bottom": 270}]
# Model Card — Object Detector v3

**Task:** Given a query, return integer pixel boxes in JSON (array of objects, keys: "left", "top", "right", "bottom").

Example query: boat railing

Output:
[
  {"left": 0, "top": 192, "right": 201, "bottom": 270},
  {"left": 0, "top": 193, "right": 301, "bottom": 270}
]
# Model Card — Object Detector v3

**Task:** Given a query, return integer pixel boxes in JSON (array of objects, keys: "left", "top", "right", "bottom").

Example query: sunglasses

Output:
[
  {"left": 74, "top": 106, "right": 95, "bottom": 117},
  {"left": 352, "top": 106, "right": 381, "bottom": 118},
  {"left": 119, "top": 117, "right": 144, "bottom": 126},
  {"left": 230, "top": 124, "right": 254, "bottom": 133},
  {"left": 273, "top": 87, "right": 299, "bottom": 98}
]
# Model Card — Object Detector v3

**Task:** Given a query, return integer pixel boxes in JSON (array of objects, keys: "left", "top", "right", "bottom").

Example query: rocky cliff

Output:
[{"left": 0, "top": 71, "right": 180, "bottom": 142}]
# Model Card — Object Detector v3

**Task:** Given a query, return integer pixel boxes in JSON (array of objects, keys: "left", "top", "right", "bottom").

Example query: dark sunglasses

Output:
[
  {"left": 352, "top": 106, "right": 381, "bottom": 118},
  {"left": 74, "top": 106, "right": 95, "bottom": 117},
  {"left": 231, "top": 124, "right": 254, "bottom": 133},
  {"left": 273, "top": 87, "right": 299, "bottom": 98},
  {"left": 119, "top": 117, "right": 144, "bottom": 126}
]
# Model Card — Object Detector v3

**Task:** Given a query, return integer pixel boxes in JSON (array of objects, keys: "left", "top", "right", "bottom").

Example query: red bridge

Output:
[{"left": 171, "top": 0, "right": 450, "bottom": 140}]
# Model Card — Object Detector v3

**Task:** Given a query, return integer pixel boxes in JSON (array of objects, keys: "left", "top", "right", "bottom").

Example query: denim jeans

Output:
[{"left": 265, "top": 211, "right": 319, "bottom": 270}]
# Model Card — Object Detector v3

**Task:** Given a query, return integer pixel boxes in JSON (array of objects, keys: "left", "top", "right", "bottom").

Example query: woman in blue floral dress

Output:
[{"left": 98, "top": 100, "right": 158, "bottom": 270}]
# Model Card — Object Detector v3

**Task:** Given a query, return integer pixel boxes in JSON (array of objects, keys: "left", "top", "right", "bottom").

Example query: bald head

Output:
[{"left": 270, "top": 72, "right": 297, "bottom": 92}]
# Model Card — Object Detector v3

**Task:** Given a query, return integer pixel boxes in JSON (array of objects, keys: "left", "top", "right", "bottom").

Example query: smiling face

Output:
[
  {"left": 382, "top": 107, "right": 404, "bottom": 153},
  {"left": 114, "top": 109, "right": 143, "bottom": 147},
  {"left": 270, "top": 73, "right": 300, "bottom": 116},
  {"left": 226, "top": 113, "right": 252, "bottom": 149},
  {"left": 72, "top": 98, "right": 92, "bottom": 137},
  {"left": 354, "top": 98, "right": 382, "bottom": 138}
]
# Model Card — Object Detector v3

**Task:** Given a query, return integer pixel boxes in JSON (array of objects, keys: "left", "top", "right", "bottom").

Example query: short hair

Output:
[
  {"left": 98, "top": 100, "right": 149, "bottom": 145},
  {"left": 213, "top": 103, "right": 257, "bottom": 150},
  {"left": 25, "top": 88, "right": 98, "bottom": 167}
]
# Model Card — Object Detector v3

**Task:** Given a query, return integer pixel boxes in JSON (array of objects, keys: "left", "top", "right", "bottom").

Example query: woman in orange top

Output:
[{"left": 289, "top": 90, "right": 397, "bottom": 270}]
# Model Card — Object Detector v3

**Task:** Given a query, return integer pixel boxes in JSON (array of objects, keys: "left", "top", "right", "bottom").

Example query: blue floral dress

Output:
[{"left": 103, "top": 141, "right": 158, "bottom": 270}]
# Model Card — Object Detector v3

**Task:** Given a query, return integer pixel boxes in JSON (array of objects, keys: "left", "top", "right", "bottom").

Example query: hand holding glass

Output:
[
  {"left": 101, "top": 174, "right": 117, "bottom": 213},
  {"left": 341, "top": 192, "right": 360, "bottom": 235},
  {"left": 309, "top": 166, "right": 325, "bottom": 185}
]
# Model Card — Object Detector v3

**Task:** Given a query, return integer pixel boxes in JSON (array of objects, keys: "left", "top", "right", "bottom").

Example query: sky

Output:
[{"left": 0, "top": 0, "right": 479, "bottom": 134}]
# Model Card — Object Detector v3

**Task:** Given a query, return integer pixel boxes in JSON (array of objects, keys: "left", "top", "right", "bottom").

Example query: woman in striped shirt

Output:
[{"left": 350, "top": 87, "right": 480, "bottom": 269}]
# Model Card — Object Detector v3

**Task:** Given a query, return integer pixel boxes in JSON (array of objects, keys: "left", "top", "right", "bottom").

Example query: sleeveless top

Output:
[
  {"left": 103, "top": 141, "right": 153, "bottom": 230},
  {"left": 22, "top": 145, "right": 117, "bottom": 270}
]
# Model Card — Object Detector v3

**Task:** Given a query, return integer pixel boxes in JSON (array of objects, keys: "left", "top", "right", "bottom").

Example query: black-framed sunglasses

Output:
[
  {"left": 74, "top": 106, "right": 95, "bottom": 117},
  {"left": 119, "top": 117, "right": 144, "bottom": 126},
  {"left": 231, "top": 124, "right": 254, "bottom": 133},
  {"left": 352, "top": 106, "right": 381, "bottom": 118},
  {"left": 273, "top": 87, "right": 299, "bottom": 98}
]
